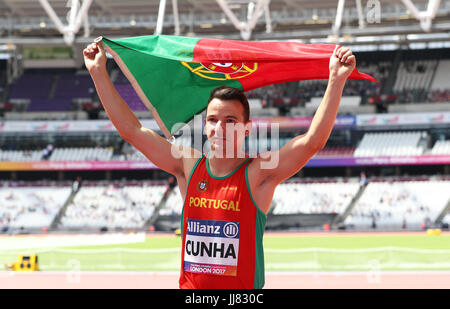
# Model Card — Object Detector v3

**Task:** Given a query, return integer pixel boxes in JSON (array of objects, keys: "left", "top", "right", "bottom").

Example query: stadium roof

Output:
[{"left": 0, "top": 0, "right": 449, "bottom": 48}]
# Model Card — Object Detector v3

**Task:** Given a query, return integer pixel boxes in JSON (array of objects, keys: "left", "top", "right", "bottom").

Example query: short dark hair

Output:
[{"left": 207, "top": 86, "right": 250, "bottom": 122}]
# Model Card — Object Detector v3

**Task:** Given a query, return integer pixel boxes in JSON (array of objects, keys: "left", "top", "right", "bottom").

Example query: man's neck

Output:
[{"left": 207, "top": 151, "right": 248, "bottom": 178}]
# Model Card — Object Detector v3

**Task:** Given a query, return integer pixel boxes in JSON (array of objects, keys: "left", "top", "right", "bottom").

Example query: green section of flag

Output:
[
  {"left": 106, "top": 35, "right": 199, "bottom": 62},
  {"left": 103, "top": 36, "right": 243, "bottom": 135}
]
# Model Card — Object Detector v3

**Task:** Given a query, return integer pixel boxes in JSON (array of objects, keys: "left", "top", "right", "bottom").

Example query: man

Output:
[{"left": 84, "top": 41, "right": 356, "bottom": 289}]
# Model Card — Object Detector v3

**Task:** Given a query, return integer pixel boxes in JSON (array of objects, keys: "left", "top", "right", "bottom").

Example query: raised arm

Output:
[
  {"left": 254, "top": 46, "right": 356, "bottom": 185},
  {"left": 83, "top": 41, "right": 201, "bottom": 177}
]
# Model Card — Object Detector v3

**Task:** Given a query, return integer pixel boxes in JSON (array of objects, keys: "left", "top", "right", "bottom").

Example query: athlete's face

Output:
[{"left": 205, "top": 98, "right": 251, "bottom": 157}]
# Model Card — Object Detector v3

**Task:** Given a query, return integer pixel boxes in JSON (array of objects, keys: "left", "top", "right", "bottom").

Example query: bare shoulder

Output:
[
  {"left": 247, "top": 151, "right": 281, "bottom": 186},
  {"left": 174, "top": 147, "right": 203, "bottom": 201},
  {"left": 180, "top": 147, "right": 203, "bottom": 179},
  {"left": 246, "top": 152, "right": 280, "bottom": 214}
]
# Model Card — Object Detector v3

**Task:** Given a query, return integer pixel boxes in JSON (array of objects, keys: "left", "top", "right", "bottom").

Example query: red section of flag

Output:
[{"left": 192, "top": 38, "right": 378, "bottom": 90}]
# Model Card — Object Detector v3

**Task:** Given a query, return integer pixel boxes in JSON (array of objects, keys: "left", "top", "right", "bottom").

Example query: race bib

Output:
[{"left": 184, "top": 218, "right": 240, "bottom": 276}]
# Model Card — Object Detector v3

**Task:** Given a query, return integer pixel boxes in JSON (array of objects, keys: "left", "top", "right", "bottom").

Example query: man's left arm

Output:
[{"left": 256, "top": 46, "right": 356, "bottom": 185}]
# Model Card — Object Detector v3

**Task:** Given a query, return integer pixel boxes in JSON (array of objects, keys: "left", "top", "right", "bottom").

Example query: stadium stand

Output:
[
  {"left": 117, "top": 137, "right": 192, "bottom": 161},
  {"left": 53, "top": 71, "right": 94, "bottom": 100},
  {"left": 271, "top": 179, "right": 361, "bottom": 215},
  {"left": 1, "top": 177, "right": 447, "bottom": 231},
  {"left": 0, "top": 182, "right": 72, "bottom": 229},
  {"left": 429, "top": 60, "right": 450, "bottom": 91},
  {"left": 393, "top": 60, "right": 437, "bottom": 93},
  {"left": 427, "top": 89, "right": 450, "bottom": 103},
  {"left": 353, "top": 131, "right": 427, "bottom": 157},
  {"left": 443, "top": 213, "right": 450, "bottom": 226},
  {"left": 0, "top": 150, "right": 43, "bottom": 162},
  {"left": 160, "top": 186, "right": 184, "bottom": 216},
  {"left": 431, "top": 140, "right": 450, "bottom": 155},
  {"left": 158, "top": 179, "right": 362, "bottom": 217},
  {"left": 7, "top": 69, "right": 95, "bottom": 113},
  {"left": 315, "top": 146, "right": 355, "bottom": 157},
  {"left": 278, "top": 137, "right": 355, "bottom": 157},
  {"left": 60, "top": 181, "right": 166, "bottom": 229},
  {"left": 2, "top": 132, "right": 449, "bottom": 163},
  {"left": 50, "top": 147, "right": 114, "bottom": 161},
  {"left": 119, "top": 144, "right": 148, "bottom": 162},
  {"left": 113, "top": 70, "right": 147, "bottom": 111},
  {"left": 244, "top": 58, "right": 386, "bottom": 111},
  {"left": 9, "top": 71, "right": 54, "bottom": 101},
  {"left": 224, "top": 50, "right": 450, "bottom": 113},
  {"left": 346, "top": 177, "right": 450, "bottom": 229},
  {"left": 0, "top": 147, "right": 113, "bottom": 162}
]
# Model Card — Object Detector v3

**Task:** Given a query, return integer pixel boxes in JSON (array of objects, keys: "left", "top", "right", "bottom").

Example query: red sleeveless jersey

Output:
[{"left": 179, "top": 152, "right": 267, "bottom": 289}]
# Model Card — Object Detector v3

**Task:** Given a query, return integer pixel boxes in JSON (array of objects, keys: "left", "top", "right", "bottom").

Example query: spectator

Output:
[
  {"left": 359, "top": 171, "right": 368, "bottom": 186},
  {"left": 371, "top": 213, "right": 377, "bottom": 229},
  {"left": 72, "top": 176, "right": 82, "bottom": 193},
  {"left": 41, "top": 144, "right": 54, "bottom": 160}
]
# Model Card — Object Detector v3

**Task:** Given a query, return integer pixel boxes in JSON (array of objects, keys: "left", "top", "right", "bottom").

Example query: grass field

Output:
[{"left": 1, "top": 232, "right": 450, "bottom": 272}]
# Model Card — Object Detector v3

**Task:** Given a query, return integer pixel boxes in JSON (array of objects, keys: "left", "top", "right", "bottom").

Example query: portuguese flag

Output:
[{"left": 101, "top": 35, "right": 377, "bottom": 139}]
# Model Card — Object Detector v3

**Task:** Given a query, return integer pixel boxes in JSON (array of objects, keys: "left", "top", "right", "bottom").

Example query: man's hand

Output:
[
  {"left": 83, "top": 40, "right": 107, "bottom": 74},
  {"left": 329, "top": 46, "right": 356, "bottom": 81}
]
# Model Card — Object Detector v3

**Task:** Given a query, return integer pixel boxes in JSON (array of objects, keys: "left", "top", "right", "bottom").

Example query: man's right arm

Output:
[{"left": 83, "top": 41, "right": 201, "bottom": 177}]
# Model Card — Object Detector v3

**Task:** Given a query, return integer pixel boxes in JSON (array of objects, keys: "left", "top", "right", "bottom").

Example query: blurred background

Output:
[{"left": 0, "top": 0, "right": 449, "bottom": 282}]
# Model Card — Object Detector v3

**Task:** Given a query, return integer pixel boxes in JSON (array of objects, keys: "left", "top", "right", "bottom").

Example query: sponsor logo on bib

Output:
[{"left": 184, "top": 218, "right": 240, "bottom": 276}]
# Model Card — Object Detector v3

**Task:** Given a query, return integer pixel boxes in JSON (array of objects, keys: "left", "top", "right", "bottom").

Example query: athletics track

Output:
[{"left": 0, "top": 271, "right": 449, "bottom": 289}]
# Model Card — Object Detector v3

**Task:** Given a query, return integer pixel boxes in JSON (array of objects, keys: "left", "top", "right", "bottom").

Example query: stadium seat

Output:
[
  {"left": 354, "top": 131, "right": 426, "bottom": 157},
  {"left": 0, "top": 184, "right": 71, "bottom": 228},
  {"left": 271, "top": 180, "right": 361, "bottom": 215},
  {"left": 347, "top": 178, "right": 450, "bottom": 229},
  {"left": 60, "top": 182, "right": 166, "bottom": 229}
]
